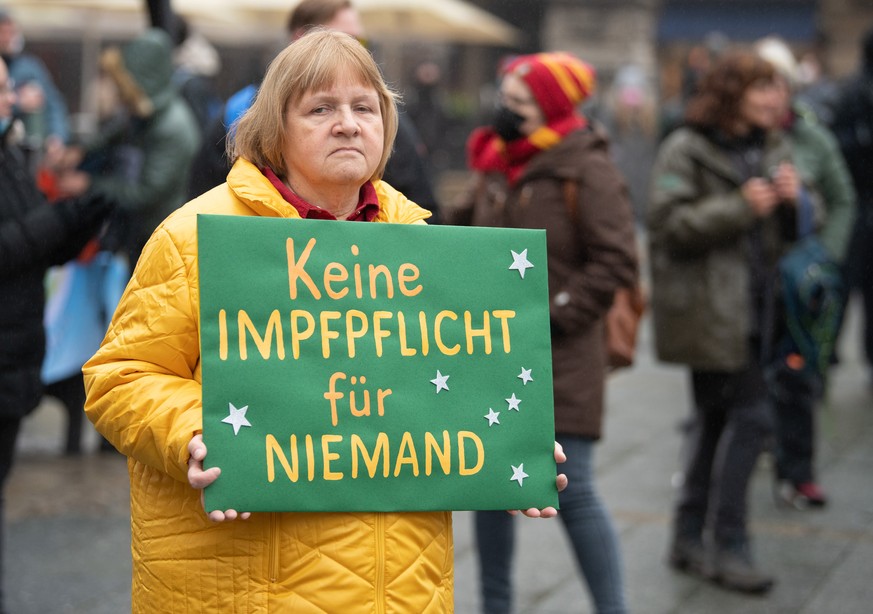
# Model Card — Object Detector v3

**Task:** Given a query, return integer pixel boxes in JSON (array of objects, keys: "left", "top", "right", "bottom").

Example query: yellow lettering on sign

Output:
[
  {"left": 264, "top": 430, "right": 487, "bottom": 483},
  {"left": 321, "top": 434, "right": 344, "bottom": 480},
  {"left": 464, "top": 310, "right": 492, "bottom": 355},
  {"left": 266, "top": 434, "right": 299, "bottom": 483},
  {"left": 457, "top": 431, "right": 485, "bottom": 476},
  {"left": 393, "top": 431, "right": 420, "bottom": 477},
  {"left": 289, "top": 309, "right": 315, "bottom": 359},
  {"left": 492, "top": 310, "right": 516, "bottom": 353},
  {"left": 398, "top": 263, "right": 422, "bottom": 297},
  {"left": 286, "top": 237, "right": 321, "bottom": 300},
  {"left": 425, "top": 430, "right": 451, "bottom": 476},
  {"left": 351, "top": 432, "right": 390, "bottom": 478},
  {"left": 434, "top": 310, "right": 460, "bottom": 355},
  {"left": 319, "top": 310, "right": 341, "bottom": 358},
  {"left": 238, "top": 309, "right": 284, "bottom": 360}
]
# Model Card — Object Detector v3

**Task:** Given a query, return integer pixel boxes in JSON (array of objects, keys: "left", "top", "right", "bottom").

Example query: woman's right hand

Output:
[
  {"left": 741, "top": 178, "right": 780, "bottom": 218},
  {"left": 187, "top": 434, "right": 251, "bottom": 522}
]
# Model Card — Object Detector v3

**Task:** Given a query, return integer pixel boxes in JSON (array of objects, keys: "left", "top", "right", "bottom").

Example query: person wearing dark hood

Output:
[
  {"left": 0, "top": 56, "right": 113, "bottom": 614},
  {"left": 830, "top": 27, "right": 873, "bottom": 387},
  {"left": 447, "top": 51, "right": 638, "bottom": 614},
  {"left": 57, "top": 28, "right": 201, "bottom": 270},
  {"left": 171, "top": 16, "right": 223, "bottom": 137}
]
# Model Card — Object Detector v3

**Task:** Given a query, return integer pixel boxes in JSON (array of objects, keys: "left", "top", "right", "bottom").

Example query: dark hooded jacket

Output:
[
  {"left": 88, "top": 28, "right": 200, "bottom": 262},
  {"left": 0, "top": 127, "right": 112, "bottom": 417}
]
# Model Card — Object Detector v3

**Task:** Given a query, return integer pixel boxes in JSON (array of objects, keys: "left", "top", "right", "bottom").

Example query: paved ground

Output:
[{"left": 5, "top": 301, "right": 873, "bottom": 613}]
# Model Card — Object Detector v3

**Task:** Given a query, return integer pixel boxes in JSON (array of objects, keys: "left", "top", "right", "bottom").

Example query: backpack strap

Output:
[{"left": 562, "top": 179, "right": 579, "bottom": 226}]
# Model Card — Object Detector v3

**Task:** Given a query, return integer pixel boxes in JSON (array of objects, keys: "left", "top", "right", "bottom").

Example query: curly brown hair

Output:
[{"left": 684, "top": 50, "right": 775, "bottom": 135}]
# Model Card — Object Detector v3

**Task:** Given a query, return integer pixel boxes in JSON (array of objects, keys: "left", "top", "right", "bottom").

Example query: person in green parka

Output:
[{"left": 57, "top": 28, "right": 201, "bottom": 270}]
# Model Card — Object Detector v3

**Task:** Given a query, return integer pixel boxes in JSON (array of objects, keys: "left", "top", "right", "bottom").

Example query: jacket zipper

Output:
[
  {"left": 375, "top": 513, "right": 386, "bottom": 614},
  {"left": 268, "top": 513, "right": 280, "bottom": 583}
]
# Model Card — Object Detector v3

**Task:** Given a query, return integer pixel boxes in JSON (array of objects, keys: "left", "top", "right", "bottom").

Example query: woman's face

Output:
[
  {"left": 282, "top": 72, "right": 383, "bottom": 198},
  {"left": 499, "top": 73, "right": 546, "bottom": 135},
  {"left": 771, "top": 74, "right": 792, "bottom": 119},
  {"left": 737, "top": 79, "right": 780, "bottom": 131}
]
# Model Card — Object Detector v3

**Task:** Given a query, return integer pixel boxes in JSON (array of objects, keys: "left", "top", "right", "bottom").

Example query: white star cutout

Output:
[
  {"left": 509, "top": 249, "right": 534, "bottom": 279},
  {"left": 510, "top": 463, "right": 529, "bottom": 487},
  {"left": 518, "top": 367, "right": 533, "bottom": 385},
  {"left": 484, "top": 408, "right": 501, "bottom": 426},
  {"left": 430, "top": 370, "right": 450, "bottom": 394},
  {"left": 222, "top": 402, "right": 252, "bottom": 436},
  {"left": 506, "top": 393, "right": 522, "bottom": 411}
]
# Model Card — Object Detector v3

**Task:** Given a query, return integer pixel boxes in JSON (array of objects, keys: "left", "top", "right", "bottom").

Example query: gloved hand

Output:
[{"left": 57, "top": 190, "right": 117, "bottom": 232}]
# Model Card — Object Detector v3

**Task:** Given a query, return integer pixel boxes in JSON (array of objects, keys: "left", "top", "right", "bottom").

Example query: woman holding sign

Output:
[
  {"left": 83, "top": 30, "right": 564, "bottom": 613},
  {"left": 448, "top": 53, "right": 638, "bottom": 614}
]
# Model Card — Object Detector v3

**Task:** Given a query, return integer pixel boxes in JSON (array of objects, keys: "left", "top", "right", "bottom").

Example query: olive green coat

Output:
[{"left": 647, "top": 127, "right": 794, "bottom": 371}]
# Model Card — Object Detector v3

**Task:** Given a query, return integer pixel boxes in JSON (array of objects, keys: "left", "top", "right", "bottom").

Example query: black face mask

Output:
[{"left": 491, "top": 105, "right": 526, "bottom": 142}]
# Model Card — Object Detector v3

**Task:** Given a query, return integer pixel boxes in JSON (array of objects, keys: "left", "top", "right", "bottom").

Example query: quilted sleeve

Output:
[{"left": 83, "top": 225, "right": 202, "bottom": 483}]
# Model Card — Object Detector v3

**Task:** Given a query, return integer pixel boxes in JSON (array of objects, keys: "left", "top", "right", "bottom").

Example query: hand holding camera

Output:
[
  {"left": 769, "top": 162, "right": 800, "bottom": 205},
  {"left": 742, "top": 162, "right": 800, "bottom": 217}
]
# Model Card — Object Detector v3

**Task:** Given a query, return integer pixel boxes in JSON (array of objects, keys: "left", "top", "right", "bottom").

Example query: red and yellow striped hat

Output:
[{"left": 503, "top": 52, "right": 596, "bottom": 121}]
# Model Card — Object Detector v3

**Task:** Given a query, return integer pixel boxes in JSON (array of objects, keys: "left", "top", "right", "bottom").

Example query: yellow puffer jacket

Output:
[{"left": 83, "top": 159, "right": 454, "bottom": 613}]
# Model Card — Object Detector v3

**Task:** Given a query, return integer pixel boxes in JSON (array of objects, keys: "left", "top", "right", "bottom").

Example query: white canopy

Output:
[{"left": 5, "top": 0, "right": 522, "bottom": 46}]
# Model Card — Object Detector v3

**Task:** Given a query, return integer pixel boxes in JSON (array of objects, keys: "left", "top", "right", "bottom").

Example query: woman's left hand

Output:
[
  {"left": 512, "top": 441, "right": 568, "bottom": 519},
  {"left": 771, "top": 162, "right": 800, "bottom": 204},
  {"left": 187, "top": 434, "right": 252, "bottom": 522}
]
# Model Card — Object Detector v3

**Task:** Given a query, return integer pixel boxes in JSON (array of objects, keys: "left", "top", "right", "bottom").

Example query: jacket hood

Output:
[
  {"left": 522, "top": 126, "right": 609, "bottom": 183},
  {"left": 101, "top": 28, "right": 175, "bottom": 118}
]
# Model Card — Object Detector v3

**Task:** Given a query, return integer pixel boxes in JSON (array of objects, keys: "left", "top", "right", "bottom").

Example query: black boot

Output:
[
  {"left": 708, "top": 542, "right": 775, "bottom": 594},
  {"left": 667, "top": 534, "right": 707, "bottom": 577}
]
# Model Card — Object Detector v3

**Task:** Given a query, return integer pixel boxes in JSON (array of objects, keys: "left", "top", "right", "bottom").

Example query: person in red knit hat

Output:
[
  {"left": 446, "top": 51, "right": 638, "bottom": 614},
  {"left": 466, "top": 52, "right": 597, "bottom": 186}
]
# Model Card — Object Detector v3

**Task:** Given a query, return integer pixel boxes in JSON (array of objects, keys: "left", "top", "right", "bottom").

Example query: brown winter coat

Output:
[{"left": 447, "top": 127, "right": 638, "bottom": 439}]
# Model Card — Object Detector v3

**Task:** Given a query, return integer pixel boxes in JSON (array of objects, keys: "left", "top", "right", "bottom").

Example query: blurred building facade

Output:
[{"left": 9, "top": 0, "right": 873, "bottom": 164}]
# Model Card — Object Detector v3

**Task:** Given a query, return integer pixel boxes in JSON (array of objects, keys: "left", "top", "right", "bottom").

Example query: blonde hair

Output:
[{"left": 231, "top": 29, "right": 399, "bottom": 181}]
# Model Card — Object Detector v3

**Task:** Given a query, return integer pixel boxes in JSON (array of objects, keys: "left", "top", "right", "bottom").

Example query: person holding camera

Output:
[{"left": 648, "top": 50, "right": 804, "bottom": 594}]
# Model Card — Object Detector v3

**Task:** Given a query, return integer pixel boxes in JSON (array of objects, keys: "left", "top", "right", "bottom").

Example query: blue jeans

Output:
[{"left": 475, "top": 435, "right": 627, "bottom": 614}]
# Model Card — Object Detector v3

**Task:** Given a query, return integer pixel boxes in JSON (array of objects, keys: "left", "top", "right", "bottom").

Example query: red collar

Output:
[{"left": 262, "top": 167, "right": 380, "bottom": 222}]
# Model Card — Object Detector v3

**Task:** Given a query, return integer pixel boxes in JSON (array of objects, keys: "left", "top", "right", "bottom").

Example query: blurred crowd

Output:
[{"left": 2, "top": 0, "right": 873, "bottom": 612}]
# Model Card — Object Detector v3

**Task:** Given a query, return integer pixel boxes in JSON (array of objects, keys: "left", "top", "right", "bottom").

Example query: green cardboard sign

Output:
[{"left": 198, "top": 215, "right": 557, "bottom": 512}]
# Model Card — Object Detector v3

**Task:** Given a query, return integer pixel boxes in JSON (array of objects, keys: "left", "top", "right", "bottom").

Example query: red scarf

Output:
[{"left": 466, "top": 114, "right": 587, "bottom": 185}]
